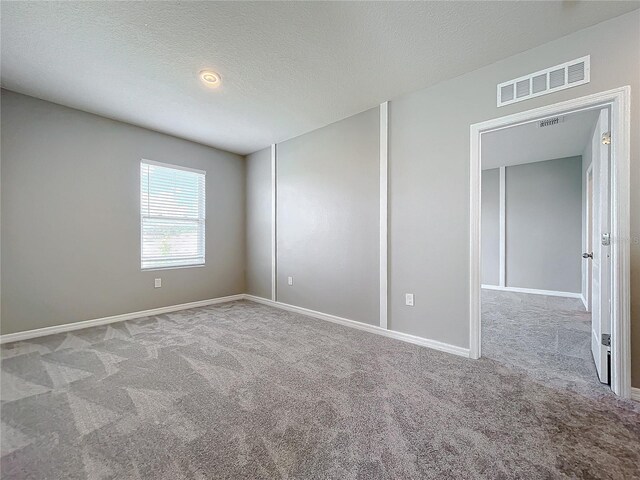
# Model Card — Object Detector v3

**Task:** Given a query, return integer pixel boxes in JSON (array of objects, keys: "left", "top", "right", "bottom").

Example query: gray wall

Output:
[
  {"left": 481, "top": 168, "right": 500, "bottom": 286},
  {"left": 243, "top": 11, "right": 639, "bottom": 386},
  {"left": 1, "top": 90, "right": 246, "bottom": 335},
  {"left": 505, "top": 157, "right": 582, "bottom": 293},
  {"left": 5, "top": 11, "right": 639, "bottom": 386},
  {"left": 388, "top": 11, "right": 639, "bottom": 387},
  {"left": 482, "top": 158, "right": 583, "bottom": 293},
  {"left": 246, "top": 147, "right": 272, "bottom": 299},
  {"left": 276, "top": 108, "right": 380, "bottom": 325}
]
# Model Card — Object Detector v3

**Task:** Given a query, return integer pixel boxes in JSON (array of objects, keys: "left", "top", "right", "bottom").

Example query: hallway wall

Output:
[
  {"left": 481, "top": 168, "right": 500, "bottom": 286},
  {"left": 482, "top": 157, "right": 583, "bottom": 294}
]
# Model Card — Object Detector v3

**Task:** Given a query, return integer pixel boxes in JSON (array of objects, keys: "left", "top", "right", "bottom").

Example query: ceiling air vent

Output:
[{"left": 497, "top": 56, "right": 590, "bottom": 107}]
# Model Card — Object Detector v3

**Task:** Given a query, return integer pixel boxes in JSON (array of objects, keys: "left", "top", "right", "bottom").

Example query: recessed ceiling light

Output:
[{"left": 199, "top": 70, "right": 221, "bottom": 88}]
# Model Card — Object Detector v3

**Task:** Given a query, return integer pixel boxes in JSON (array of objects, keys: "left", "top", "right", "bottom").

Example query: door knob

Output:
[{"left": 582, "top": 252, "right": 593, "bottom": 259}]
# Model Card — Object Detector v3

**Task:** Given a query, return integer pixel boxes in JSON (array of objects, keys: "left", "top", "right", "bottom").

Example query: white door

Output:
[
  {"left": 585, "top": 168, "right": 593, "bottom": 312},
  {"left": 590, "top": 109, "right": 611, "bottom": 384}
]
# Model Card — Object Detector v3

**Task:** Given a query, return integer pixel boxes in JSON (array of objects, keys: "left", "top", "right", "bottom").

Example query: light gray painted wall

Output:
[
  {"left": 483, "top": 158, "right": 583, "bottom": 293},
  {"left": 505, "top": 157, "right": 582, "bottom": 293},
  {"left": 246, "top": 147, "right": 272, "bottom": 299},
  {"left": 276, "top": 108, "right": 380, "bottom": 325},
  {"left": 242, "top": 11, "right": 638, "bottom": 386},
  {"left": 481, "top": 168, "right": 500, "bottom": 286},
  {"left": 1, "top": 90, "right": 246, "bottom": 335},
  {"left": 388, "top": 10, "right": 639, "bottom": 387},
  {"left": 5, "top": 11, "right": 637, "bottom": 385}
]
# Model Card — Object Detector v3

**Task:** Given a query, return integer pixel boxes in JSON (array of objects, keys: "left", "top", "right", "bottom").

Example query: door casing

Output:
[{"left": 469, "top": 87, "right": 631, "bottom": 398}]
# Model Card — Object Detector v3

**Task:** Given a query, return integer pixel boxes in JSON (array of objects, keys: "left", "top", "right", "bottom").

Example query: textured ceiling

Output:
[
  {"left": 481, "top": 109, "right": 600, "bottom": 170},
  {"left": 2, "top": 1, "right": 638, "bottom": 155}
]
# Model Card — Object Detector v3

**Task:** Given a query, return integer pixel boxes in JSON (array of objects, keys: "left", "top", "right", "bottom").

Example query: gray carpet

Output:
[
  {"left": 1, "top": 297, "right": 639, "bottom": 479},
  {"left": 482, "top": 289, "right": 609, "bottom": 397}
]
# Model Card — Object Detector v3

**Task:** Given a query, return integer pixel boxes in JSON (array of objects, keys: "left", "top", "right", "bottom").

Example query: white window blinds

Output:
[{"left": 140, "top": 160, "right": 205, "bottom": 269}]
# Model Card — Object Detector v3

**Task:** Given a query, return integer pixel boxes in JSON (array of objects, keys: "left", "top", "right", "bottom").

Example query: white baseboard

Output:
[
  {"left": 580, "top": 294, "right": 588, "bottom": 310},
  {"left": 481, "top": 284, "right": 582, "bottom": 299},
  {"left": 245, "top": 295, "right": 470, "bottom": 358},
  {"left": 1, "top": 292, "right": 470, "bottom": 360},
  {"left": 0, "top": 294, "right": 245, "bottom": 344},
  {"left": 631, "top": 387, "right": 640, "bottom": 402}
]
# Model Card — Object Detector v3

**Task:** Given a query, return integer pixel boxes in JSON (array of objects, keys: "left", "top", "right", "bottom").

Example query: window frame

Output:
[{"left": 140, "top": 159, "right": 206, "bottom": 271}]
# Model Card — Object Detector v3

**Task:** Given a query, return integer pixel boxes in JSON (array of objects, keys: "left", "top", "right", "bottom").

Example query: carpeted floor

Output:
[
  {"left": 1, "top": 296, "right": 639, "bottom": 479},
  {"left": 482, "top": 289, "right": 609, "bottom": 397}
]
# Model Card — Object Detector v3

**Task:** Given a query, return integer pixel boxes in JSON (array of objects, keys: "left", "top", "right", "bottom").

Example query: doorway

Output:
[{"left": 469, "top": 87, "right": 631, "bottom": 398}]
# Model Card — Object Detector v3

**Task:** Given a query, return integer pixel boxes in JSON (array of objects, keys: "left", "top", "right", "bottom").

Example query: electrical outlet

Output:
[
  {"left": 288, "top": 276, "right": 293, "bottom": 286},
  {"left": 405, "top": 293, "right": 414, "bottom": 306},
  {"left": 154, "top": 278, "right": 162, "bottom": 288}
]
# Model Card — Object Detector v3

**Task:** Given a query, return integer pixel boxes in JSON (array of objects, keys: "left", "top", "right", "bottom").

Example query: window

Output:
[{"left": 140, "top": 160, "right": 205, "bottom": 269}]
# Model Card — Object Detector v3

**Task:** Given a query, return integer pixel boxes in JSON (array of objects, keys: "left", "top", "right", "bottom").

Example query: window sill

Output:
[{"left": 141, "top": 264, "right": 205, "bottom": 272}]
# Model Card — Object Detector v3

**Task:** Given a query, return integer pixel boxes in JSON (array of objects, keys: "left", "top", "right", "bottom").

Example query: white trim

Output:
[
  {"left": 609, "top": 86, "right": 632, "bottom": 399},
  {"left": 470, "top": 87, "right": 632, "bottom": 398},
  {"left": 271, "top": 144, "right": 277, "bottom": 302},
  {"left": 481, "top": 284, "right": 582, "bottom": 299},
  {"left": 379, "top": 102, "right": 389, "bottom": 329},
  {"left": 1, "top": 291, "right": 471, "bottom": 359},
  {"left": 631, "top": 388, "right": 640, "bottom": 403},
  {"left": 245, "top": 295, "right": 469, "bottom": 358},
  {"left": 580, "top": 294, "right": 587, "bottom": 310},
  {"left": 498, "top": 166, "right": 506, "bottom": 287},
  {"left": 0, "top": 294, "right": 245, "bottom": 344},
  {"left": 140, "top": 158, "right": 206, "bottom": 175},
  {"left": 469, "top": 120, "right": 482, "bottom": 360}
]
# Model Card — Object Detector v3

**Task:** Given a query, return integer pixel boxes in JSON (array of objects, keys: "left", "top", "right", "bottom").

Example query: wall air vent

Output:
[{"left": 497, "top": 56, "right": 590, "bottom": 107}]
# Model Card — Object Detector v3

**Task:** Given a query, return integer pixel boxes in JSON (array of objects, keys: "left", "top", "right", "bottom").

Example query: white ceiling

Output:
[
  {"left": 481, "top": 109, "right": 600, "bottom": 170},
  {"left": 2, "top": 2, "right": 637, "bottom": 155}
]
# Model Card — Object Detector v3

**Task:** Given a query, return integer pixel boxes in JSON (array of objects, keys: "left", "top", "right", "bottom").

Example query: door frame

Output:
[{"left": 469, "top": 86, "right": 631, "bottom": 398}]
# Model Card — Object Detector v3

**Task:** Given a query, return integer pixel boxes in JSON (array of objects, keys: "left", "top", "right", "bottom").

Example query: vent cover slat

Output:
[
  {"left": 567, "top": 62, "right": 585, "bottom": 83},
  {"left": 516, "top": 79, "right": 530, "bottom": 98},
  {"left": 532, "top": 74, "right": 547, "bottom": 94},
  {"left": 497, "top": 56, "right": 590, "bottom": 107},
  {"left": 500, "top": 84, "right": 514, "bottom": 103},
  {"left": 549, "top": 68, "right": 566, "bottom": 88}
]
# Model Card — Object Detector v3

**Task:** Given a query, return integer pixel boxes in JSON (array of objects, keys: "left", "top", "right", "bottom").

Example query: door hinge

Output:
[
  {"left": 601, "top": 334, "right": 611, "bottom": 347},
  {"left": 602, "top": 131, "right": 611, "bottom": 145}
]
